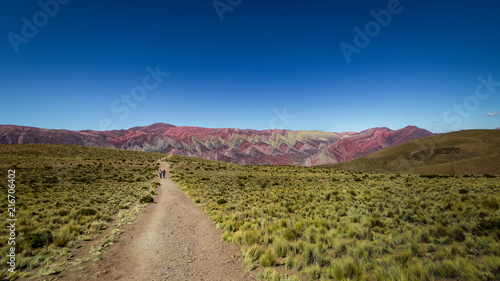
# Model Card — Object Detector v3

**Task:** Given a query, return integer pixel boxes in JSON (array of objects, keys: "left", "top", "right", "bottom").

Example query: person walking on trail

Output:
[
  {"left": 162, "top": 169, "right": 166, "bottom": 178},
  {"left": 159, "top": 169, "right": 162, "bottom": 178}
]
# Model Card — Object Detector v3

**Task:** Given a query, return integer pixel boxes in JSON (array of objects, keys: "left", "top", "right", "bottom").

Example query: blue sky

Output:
[{"left": 1, "top": 0, "right": 499, "bottom": 133}]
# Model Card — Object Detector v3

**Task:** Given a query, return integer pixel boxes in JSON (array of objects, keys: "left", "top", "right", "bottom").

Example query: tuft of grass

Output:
[
  {"left": 301, "top": 264, "right": 321, "bottom": 280},
  {"left": 257, "top": 268, "right": 301, "bottom": 281},
  {"left": 245, "top": 244, "right": 265, "bottom": 262},
  {"left": 259, "top": 249, "right": 277, "bottom": 267},
  {"left": 273, "top": 237, "right": 290, "bottom": 258},
  {"left": 38, "top": 265, "right": 63, "bottom": 276}
]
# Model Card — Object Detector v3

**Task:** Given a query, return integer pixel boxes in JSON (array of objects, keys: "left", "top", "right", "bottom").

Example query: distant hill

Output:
[
  {"left": 304, "top": 126, "right": 432, "bottom": 165},
  {"left": 0, "top": 123, "right": 432, "bottom": 166},
  {"left": 323, "top": 129, "right": 500, "bottom": 175}
]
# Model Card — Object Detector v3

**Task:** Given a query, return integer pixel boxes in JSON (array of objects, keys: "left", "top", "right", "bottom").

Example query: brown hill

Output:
[{"left": 324, "top": 129, "right": 500, "bottom": 175}]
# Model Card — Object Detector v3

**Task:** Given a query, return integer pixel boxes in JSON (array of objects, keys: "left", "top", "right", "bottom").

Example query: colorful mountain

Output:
[{"left": 0, "top": 123, "right": 433, "bottom": 166}]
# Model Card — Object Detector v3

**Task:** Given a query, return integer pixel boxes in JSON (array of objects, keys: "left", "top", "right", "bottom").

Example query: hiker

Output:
[
  {"left": 159, "top": 169, "right": 162, "bottom": 178},
  {"left": 162, "top": 169, "right": 166, "bottom": 178}
]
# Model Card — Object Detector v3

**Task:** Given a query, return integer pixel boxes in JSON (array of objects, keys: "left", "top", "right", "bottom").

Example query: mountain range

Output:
[{"left": 0, "top": 123, "right": 433, "bottom": 166}]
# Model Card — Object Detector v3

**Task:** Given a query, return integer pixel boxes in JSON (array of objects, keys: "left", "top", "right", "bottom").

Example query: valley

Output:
[{"left": 1, "top": 139, "right": 499, "bottom": 280}]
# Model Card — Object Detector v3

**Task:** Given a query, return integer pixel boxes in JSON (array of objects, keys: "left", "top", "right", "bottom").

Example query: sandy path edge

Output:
[{"left": 60, "top": 161, "right": 255, "bottom": 281}]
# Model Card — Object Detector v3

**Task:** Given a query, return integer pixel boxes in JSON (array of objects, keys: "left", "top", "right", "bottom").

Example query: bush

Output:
[
  {"left": 474, "top": 217, "right": 500, "bottom": 235},
  {"left": 451, "top": 227, "right": 466, "bottom": 242},
  {"left": 217, "top": 198, "right": 227, "bottom": 204},
  {"left": 24, "top": 230, "right": 53, "bottom": 248},
  {"left": 77, "top": 208, "right": 97, "bottom": 216},
  {"left": 140, "top": 195, "right": 154, "bottom": 204},
  {"left": 483, "top": 198, "right": 499, "bottom": 210}
]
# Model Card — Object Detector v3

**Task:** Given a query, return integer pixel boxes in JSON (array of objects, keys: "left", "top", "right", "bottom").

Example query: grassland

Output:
[
  {"left": 2, "top": 142, "right": 499, "bottom": 280},
  {"left": 0, "top": 144, "right": 164, "bottom": 280},
  {"left": 325, "top": 130, "right": 500, "bottom": 175},
  {"left": 169, "top": 155, "right": 500, "bottom": 280}
]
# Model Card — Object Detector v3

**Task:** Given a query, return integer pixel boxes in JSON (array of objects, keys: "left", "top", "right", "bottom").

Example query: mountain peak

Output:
[{"left": 128, "top": 123, "right": 176, "bottom": 133}]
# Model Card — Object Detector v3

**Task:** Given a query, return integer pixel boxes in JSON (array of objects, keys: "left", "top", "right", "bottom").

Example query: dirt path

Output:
[{"left": 65, "top": 161, "right": 255, "bottom": 280}]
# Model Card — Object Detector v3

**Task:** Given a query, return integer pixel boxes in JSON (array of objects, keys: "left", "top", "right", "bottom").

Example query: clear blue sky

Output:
[{"left": 1, "top": 0, "right": 499, "bottom": 133}]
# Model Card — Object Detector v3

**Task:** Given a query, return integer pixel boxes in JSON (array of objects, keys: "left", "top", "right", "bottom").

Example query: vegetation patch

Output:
[
  {"left": 0, "top": 144, "right": 163, "bottom": 279},
  {"left": 170, "top": 154, "right": 500, "bottom": 281}
]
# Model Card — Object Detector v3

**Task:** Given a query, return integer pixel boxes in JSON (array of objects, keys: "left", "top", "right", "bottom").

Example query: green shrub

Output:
[
  {"left": 451, "top": 226, "right": 466, "bottom": 242},
  {"left": 139, "top": 195, "right": 154, "bottom": 204},
  {"left": 483, "top": 198, "right": 499, "bottom": 210},
  {"left": 474, "top": 217, "right": 500, "bottom": 235},
  {"left": 77, "top": 208, "right": 97, "bottom": 216},
  {"left": 24, "top": 230, "right": 53, "bottom": 249}
]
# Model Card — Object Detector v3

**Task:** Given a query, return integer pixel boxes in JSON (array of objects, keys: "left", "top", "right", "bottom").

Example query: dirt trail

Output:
[{"left": 67, "top": 161, "right": 255, "bottom": 280}]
